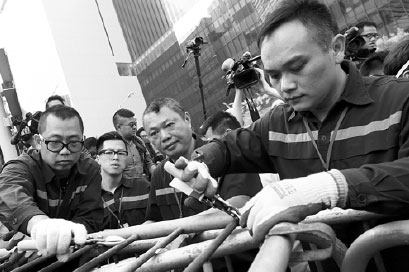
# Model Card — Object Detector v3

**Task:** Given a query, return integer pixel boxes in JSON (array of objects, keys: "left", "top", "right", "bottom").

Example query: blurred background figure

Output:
[
  {"left": 136, "top": 127, "right": 164, "bottom": 164},
  {"left": 45, "top": 95, "right": 65, "bottom": 110},
  {"left": 359, "top": 51, "right": 389, "bottom": 76},
  {"left": 113, "top": 108, "right": 155, "bottom": 180},
  {"left": 383, "top": 37, "right": 409, "bottom": 77},
  {"left": 84, "top": 136, "right": 97, "bottom": 159}
]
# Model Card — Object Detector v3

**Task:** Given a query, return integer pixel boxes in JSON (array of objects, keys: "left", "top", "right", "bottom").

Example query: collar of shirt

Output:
[
  {"left": 121, "top": 177, "right": 134, "bottom": 188},
  {"left": 288, "top": 60, "right": 374, "bottom": 122},
  {"left": 101, "top": 177, "right": 134, "bottom": 194}
]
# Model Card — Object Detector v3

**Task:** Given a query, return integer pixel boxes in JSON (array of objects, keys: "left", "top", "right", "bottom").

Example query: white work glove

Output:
[
  {"left": 30, "top": 218, "right": 87, "bottom": 262},
  {"left": 240, "top": 170, "right": 348, "bottom": 242},
  {"left": 165, "top": 157, "right": 218, "bottom": 198}
]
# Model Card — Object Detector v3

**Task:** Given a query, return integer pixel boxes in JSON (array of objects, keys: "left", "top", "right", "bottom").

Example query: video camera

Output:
[
  {"left": 221, "top": 52, "right": 262, "bottom": 122},
  {"left": 221, "top": 52, "right": 261, "bottom": 96},
  {"left": 10, "top": 111, "right": 42, "bottom": 145},
  {"left": 344, "top": 27, "right": 375, "bottom": 61},
  {"left": 186, "top": 37, "right": 207, "bottom": 52}
]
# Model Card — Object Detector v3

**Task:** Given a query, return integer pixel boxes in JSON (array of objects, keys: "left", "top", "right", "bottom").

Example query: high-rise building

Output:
[{"left": 114, "top": 0, "right": 409, "bottom": 129}]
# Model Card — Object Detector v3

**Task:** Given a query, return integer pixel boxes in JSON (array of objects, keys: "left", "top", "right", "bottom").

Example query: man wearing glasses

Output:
[
  {"left": 0, "top": 105, "right": 103, "bottom": 262},
  {"left": 356, "top": 21, "right": 379, "bottom": 55},
  {"left": 113, "top": 109, "right": 155, "bottom": 180},
  {"left": 96, "top": 131, "right": 150, "bottom": 229}
]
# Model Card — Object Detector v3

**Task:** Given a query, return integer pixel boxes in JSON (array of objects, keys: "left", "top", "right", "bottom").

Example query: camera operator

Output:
[
  {"left": 10, "top": 111, "right": 42, "bottom": 155},
  {"left": 344, "top": 22, "right": 380, "bottom": 68},
  {"left": 356, "top": 21, "right": 379, "bottom": 53},
  {"left": 11, "top": 95, "right": 66, "bottom": 153},
  {"left": 222, "top": 53, "right": 283, "bottom": 126}
]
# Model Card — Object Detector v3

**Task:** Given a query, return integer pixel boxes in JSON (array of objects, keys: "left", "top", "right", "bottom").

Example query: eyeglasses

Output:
[
  {"left": 39, "top": 135, "right": 84, "bottom": 153},
  {"left": 361, "top": 33, "right": 379, "bottom": 39},
  {"left": 98, "top": 149, "right": 128, "bottom": 157},
  {"left": 122, "top": 122, "right": 137, "bottom": 128}
]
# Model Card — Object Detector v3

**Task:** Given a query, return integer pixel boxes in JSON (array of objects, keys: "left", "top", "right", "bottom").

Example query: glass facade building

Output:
[{"left": 113, "top": 0, "right": 409, "bottom": 129}]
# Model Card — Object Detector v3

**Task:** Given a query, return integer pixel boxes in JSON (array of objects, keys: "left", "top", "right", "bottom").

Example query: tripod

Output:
[{"left": 182, "top": 37, "right": 207, "bottom": 121}]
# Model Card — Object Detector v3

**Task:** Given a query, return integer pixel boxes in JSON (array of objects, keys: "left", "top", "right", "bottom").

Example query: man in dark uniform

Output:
[
  {"left": 0, "top": 105, "right": 103, "bottom": 261},
  {"left": 143, "top": 98, "right": 262, "bottom": 271},
  {"left": 97, "top": 131, "right": 150, "bottom": 229},
  {"left": 172, "top": 1, "right": 409, "bottom": 271}
]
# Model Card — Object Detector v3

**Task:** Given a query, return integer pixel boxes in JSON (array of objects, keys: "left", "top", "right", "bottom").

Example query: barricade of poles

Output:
[{"left": 0, "top": 208, "right": 402, "bottom": 272}]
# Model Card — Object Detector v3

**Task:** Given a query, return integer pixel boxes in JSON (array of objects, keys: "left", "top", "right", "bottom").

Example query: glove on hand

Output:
[
  {"left": 30, "top": 218, "right": 87, "bottom": 262},
  {"left": 240, "top": 170, "right": 347, "bottom": 242},
  {"left": 166, "top": 157, "right": 218, "bottom": 198}
]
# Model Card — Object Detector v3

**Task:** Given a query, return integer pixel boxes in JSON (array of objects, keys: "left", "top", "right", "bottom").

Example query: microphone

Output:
[{"left": 221, "top": 58, "right": 235, "bottom": 72}]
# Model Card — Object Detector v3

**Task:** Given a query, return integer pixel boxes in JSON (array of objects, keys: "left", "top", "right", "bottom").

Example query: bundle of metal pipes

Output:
[{"left": 0, "top": 209, "right": 397, "bottom": 272}]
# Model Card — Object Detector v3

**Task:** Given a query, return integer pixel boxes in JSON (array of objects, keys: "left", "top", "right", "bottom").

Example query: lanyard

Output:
[
  {"left": 169, "top": 172, "right": 184, "bottom": 219},
  {"left": 102, "top": 187, "right": 125, "bottom": 228},
  {"left": 302, "top": 107, "right": 348, "bottom": 171}
]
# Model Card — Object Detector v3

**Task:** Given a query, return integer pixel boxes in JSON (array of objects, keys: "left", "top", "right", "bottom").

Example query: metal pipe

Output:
[
  {"left": 184, "top": 220, "right": 238, "bottom": 272},
  {"left": 74, "top": 234, "right": 139, "bottom": 272},
  {"left": 92, "top": 222, "right": 336, "bottom": 272},
  {"left": 304, "top": 208, "right": 387, "bottom": 225},
  {"left": 249, "top": 234, "right": 295, "bottom": 272},
  {"left": 38, "top": 245, "right": 96, "bottom": 272},
  {"left": 341, "top": 220, "right": 409, "bottom": 272},
  {"left": 120, "top": 228, "right": 184, "bottom": 272},
  {"left": 90, "top": 212, "right": 232, "bottom": 240}
]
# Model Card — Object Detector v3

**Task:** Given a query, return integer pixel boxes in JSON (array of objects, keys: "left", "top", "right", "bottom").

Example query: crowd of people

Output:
[{"left": 2, "top": 0, "right": 409, "bottom": 271}]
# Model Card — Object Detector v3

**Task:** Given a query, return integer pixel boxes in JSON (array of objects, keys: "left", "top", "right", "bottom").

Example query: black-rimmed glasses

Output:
[
  {"left": 122, "top": 122, "right": 137, "bottom": 128},
  {"left": 361, "top": 33, "right": 379, "bottom": 39},
  {"left": 98, "top": 149, "right": 128, "bottom": 157},
  {"left": 39, "top": 135, "right": 84, "bottom": 153}
]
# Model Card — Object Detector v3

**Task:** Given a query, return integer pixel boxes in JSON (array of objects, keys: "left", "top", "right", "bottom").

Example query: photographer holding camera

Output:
[
  {"left": 222, "top": 52, "right": 283, "bottom": 125},
  {"left": 356, "top": 21, "right": 379, "bottom": 54},
  {"left": 344, "top": 22, "right": 380, "bottom": 68},
  {"left": 10, "top": 111, "right": 42, "bottom": 155},
  {"left": 10, "top": 95, "right": 66, "bottom": 154}
]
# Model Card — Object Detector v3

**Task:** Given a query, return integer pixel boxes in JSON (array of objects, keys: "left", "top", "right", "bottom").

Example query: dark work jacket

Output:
[
  {"left": 197, "top": 61, "right": 409, "bottom": 271},
  {"left": 146, "top": 135, "right": 262, "bottom": 220},
  {"left": 101, "top": 177, "right": 150, "bottom": 229},
  {"left": 0, "top": 151, "right": 103, "bottom": 233}
]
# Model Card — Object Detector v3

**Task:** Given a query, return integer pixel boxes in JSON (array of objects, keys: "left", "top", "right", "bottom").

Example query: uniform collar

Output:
[
  {"left": 288, "top": 61, "right": 373, "bottom": 122},
  {"left": 339, "top": 61, "right": 373, "bottom": 106},
  {"left": 120, "top": 177, "right": 134, "bottom": 188},
  {"left": 101, "top": 176, "right": 132, "bottom": 193}
]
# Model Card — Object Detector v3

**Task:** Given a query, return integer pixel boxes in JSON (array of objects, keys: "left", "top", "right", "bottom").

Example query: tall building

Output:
[
  {"left": 0, "top": 0, "right": 146, "bottom": 158},
  {"left": 113, "top": 0, "right": 172, "bottom": 60},
  {"left": 114, "top": 0, "right": 409, "bottom": 129}
]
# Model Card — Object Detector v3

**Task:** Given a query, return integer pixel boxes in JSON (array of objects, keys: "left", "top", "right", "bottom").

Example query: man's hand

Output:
[
  {"left": 240, "top": 170, "right": 347, "bottom": 242},
  {"left": 254, "top": 67, "right": 283, "bottom": 99},
  {"left": 165, "top": 157, "right": 218, "bottom": 198},
  {"left": 30, "top": 218, "right": 87, "bottom": 262}
]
